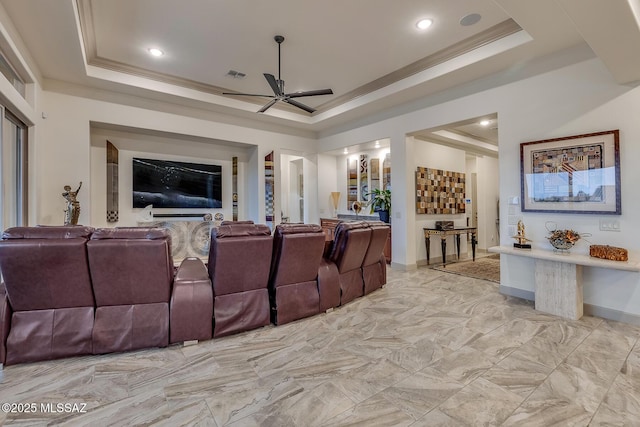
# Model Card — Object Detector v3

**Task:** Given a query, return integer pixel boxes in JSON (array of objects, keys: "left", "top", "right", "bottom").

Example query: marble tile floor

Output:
[{"left": 1, "top": 266, "right": 640, "bottom": 426}]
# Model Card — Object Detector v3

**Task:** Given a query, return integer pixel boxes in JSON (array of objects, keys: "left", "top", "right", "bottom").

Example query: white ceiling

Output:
[{"left": 1, "top": 0, "right": 640, "bottom": 141}]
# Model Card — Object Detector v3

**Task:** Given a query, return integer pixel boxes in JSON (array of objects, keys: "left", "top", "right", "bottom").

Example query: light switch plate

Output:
[{"left": 599, "top": 219, "right": 621, "bottom": 232}]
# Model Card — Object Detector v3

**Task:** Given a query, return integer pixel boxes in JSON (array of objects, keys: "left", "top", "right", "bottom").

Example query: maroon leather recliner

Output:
[
  {"left": 269, "top": 223, "right": 326, "bottom": 325},
  {"left": 0, "top": 226, "right": 96, "bottom": 365},
  {"left": 208, "top": 223, "right": 273, "bottom": 337},
  {"left": 362, "top": 222, "right": 390, "bottom": 294},
  {"left": 87, "top": 227, "right": 188, "bottom": 353},
  {"left": 328, "top": 221, "right": 372, "bottom": 305}
]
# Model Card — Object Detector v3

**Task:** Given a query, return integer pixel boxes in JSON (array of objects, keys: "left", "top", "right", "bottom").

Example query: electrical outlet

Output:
[{"left": 599, "top": 219, "right": 621, "bottom": 232}]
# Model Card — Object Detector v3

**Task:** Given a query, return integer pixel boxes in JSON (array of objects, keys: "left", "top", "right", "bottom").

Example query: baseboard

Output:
[
  {"left": 499, "top": 285, "right": 534, "bottom": 301},
  {"left": 499, "top": 285, "right": 640, "bottom": 326},
  {"left": 390, "top": 262, "right": 418, "bottom": 271},
  {"left": 584, "top": 304, "right": 640, "bottom": 326}
]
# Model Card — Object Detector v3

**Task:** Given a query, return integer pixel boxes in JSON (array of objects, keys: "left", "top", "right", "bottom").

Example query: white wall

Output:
[
  {"left": 319, "top": 56, "right": 640, "bottom": 317},
  {"left": 36, "top": 91, "right": 318, "bottom": 226},
  {"left": 476, "top": 155, "right": 499, "bottom": 250},
  {"left": 89, "top": 128, "right": 250, "bottom": 227},
  {"left": 317, "top": 154, "right": 338, "bottom": 219},
  {"left": 413, "top": 138, "right": 467, "bottom": 263}
]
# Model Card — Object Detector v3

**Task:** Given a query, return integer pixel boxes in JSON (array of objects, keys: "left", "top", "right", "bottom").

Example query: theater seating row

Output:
[{"left": 0, "top": 220, "right": 389, "bottom": 366}]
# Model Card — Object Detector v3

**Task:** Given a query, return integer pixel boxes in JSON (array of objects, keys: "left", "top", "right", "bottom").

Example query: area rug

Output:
[{"left": 430, "top": 253, "right": 500, "bottom": 283}]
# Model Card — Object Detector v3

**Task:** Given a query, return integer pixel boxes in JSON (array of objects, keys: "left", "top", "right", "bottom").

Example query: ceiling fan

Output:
[{"left": 223, "top": 35, "right": 333, "bottom": 114}]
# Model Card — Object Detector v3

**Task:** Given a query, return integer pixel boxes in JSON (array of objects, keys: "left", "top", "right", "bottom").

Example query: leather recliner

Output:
[
  {"left": 362, "top": 222, "right": 390, "bottom": 294},
  {"left": 269, "top": 223, "right": 326, "bottom": 325},
  {"left": 87, "top": 227, "right": 176, "bottom": 353},
  {"left": 0, "top": 226, "right": 96, "bottom": 365},
  {"left": 328, "top": 221, "right": 372, "bottom": 305},
  {"left": 208, "top": 223, "right": 273, "bottom": 337}
]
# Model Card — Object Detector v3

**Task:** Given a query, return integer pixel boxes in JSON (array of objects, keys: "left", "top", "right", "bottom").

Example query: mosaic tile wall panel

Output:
[
  {"left": 232, "top": 156, "right": 238, "bottom": 221},
  {"left": 347, "top": 157, "right": 357, "bottom": 210},
  {"left": 106, "top": 140, "right": 119, "bottom": 222},
  {"left": 360, "top": 154, "right": 368, "bottom": 202},
  {"left": 370, "top": 158, "right": 380, "bottom": 192},
  {"left": 415, "top": 167, "right": 466, "bottom": 214},
  {"left": 382, "top": 153, "right": 391, "bottom": 191},
  {"left": 265, "top": 151, "right": 274, "bottom": 229}
]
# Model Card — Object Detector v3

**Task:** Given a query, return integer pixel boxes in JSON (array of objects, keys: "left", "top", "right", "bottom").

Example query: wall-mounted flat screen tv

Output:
[{"left": 132, "top": 158, "right": 222, "bottom": 208}]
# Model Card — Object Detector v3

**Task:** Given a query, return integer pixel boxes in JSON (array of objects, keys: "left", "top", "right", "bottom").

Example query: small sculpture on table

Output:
[
  {"left": 138, "top": 204, "right": 154, "bottom": 223},
  {"left": 512, "top": 220, "right": 532, "bottom": 249},
  {"left": 62, "top": 182, "right": 82, "bottom": 225},
  {"left": 352, "top": 201, "right": 362, "bottom": 218}
]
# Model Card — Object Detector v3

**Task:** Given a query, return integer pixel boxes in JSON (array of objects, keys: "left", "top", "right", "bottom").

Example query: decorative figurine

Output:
[
  {"left": 62, "top": 182, "right": 82, "bottom": 225},
  {"left": 352, "top": 200, "right": 362, "bottom": 218},
  {"left": 137, "top": 204, "right": 154, "bottom": 222},
  {"left": 512, "top": 219, "right": 532, "bottom": 249}
]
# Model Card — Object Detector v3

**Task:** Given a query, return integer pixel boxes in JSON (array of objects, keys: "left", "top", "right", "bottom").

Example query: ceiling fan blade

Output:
[
  {"left": 222, "top": 92, "right": 274, "bottom": 98},
  {"left": 284, "top": 98, "right": 315, "bottom": 114},
  {"left": 264, "top": 74, "right": 282, "bottom": 96},
  {"left": 258, "top": 98, "right": 278, "bottom": 113},
  {"left": 286, "top": 88, "right": 333, "bottom": 99}
]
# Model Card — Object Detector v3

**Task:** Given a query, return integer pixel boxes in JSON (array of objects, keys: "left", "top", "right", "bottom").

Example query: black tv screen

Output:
[{"left": 132, "top": 158, "right": 222, "bottom": 208}]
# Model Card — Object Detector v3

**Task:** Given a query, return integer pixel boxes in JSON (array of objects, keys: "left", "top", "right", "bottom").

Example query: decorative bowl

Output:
[{"left": 547, "top": 229, "right": 581, "bottom": 251}]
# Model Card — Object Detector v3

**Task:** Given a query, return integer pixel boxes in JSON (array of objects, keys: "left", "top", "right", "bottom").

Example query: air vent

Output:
[{"left": 226, "top": 70, "right": 246, "bottom": 79}]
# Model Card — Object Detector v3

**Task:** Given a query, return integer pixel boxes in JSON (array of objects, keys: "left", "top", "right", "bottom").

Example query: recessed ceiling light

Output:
[
  {"left": 416, "top": 19, "right": 433, "bottom": 30},
  {"left": 375, "top": 141, "right": 380, "bottom": 148},
  {"left": 479, "top": 119, "right": 491, "bottom": 126},
  {"left": 460, "top": 13, "right": 481, "bottom": 26},
  {"left": 148, "top": 48, "right": 164, "bottom": 57},
  {"left": 343, "top": 148, "right": 348, "bottom": 154}
]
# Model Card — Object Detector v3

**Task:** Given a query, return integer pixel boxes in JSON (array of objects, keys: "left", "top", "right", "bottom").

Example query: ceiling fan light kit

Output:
[{"left": 223, "top": 35, "right": 333, "bottom": 114}]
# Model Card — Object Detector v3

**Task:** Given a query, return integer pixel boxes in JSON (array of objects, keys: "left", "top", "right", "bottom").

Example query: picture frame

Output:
[{"left": 520, "top": 129, "right": 620, "bottom": 214}]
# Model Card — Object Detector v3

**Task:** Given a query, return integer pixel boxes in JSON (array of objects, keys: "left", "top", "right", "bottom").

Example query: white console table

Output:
[{"left": 489, "top": 246, "right": 640, "bottom": 320}]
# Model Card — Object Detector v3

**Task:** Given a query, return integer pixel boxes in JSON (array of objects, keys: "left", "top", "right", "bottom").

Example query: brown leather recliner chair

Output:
[
  {"left": 87, "top": 227, "right": 212, "bottom": 353},
  {"left": 208, "top": 223, "right": 273, "bottom": 337},
  {"left": 362, "top": 222, "right": 390, "bottom": 294},
  {"left": 0, "top": 226, "right": 96, "bottom": 365},
  {"left": 328, "top": 221, "right": 372, "bottom": 305},
  {"left": 269, "top": 223, "right": 326, "bottom": 325}
]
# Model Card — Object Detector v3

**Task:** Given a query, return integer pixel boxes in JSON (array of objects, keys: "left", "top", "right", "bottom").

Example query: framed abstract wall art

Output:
[
  {"left": 415, "top": 167, "right": 466, "bottom": 214},
  {"left": 520, "top": 129, "right": 620, "bottom": 214}
]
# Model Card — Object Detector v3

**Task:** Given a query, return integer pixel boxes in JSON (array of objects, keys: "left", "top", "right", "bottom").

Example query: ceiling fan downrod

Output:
[{"left": 275, "top": 35, "right": 284, "bottom": 93}]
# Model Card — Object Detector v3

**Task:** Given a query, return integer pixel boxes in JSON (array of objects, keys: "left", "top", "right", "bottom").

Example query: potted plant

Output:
[{"left": 366, "top": 188, "right": 391, "bottom": 223}]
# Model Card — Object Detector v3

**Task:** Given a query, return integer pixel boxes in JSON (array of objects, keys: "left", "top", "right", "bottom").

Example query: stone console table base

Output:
[
  {"left": 534, "top": 259, "right": 583, "bottom": 320},
  {"left": 489, "top": 246, "right": 640, "bottom": 320}
]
